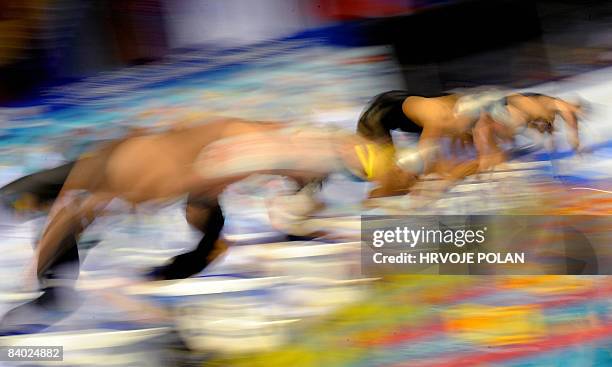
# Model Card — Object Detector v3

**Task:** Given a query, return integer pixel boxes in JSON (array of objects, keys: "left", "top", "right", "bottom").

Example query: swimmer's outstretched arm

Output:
[
  {"left": 472, "top": 113, "right": 506, "bottom": 171},
  {"left": 410, "top": 119, "right": 495, "bottom": 194},
  {"left": 554, "top": 99, "right": 581, "bottom": 151},
  {"left": 416, "top": 125, "right": 442, "bottom": 173}
]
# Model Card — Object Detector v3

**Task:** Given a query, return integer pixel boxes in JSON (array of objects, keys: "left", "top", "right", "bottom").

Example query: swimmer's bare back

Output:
[
  {"left": 403, "top": 94, "right": 476, "bottom": 135},
  {"left": 60, "top": 118, "right": 284, "bottom": 204}
]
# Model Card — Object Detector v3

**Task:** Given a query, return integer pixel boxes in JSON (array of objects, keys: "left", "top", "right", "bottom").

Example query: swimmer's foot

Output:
[
  {"left": 145, "top": 252, "right": 208, "bottom": 281},
  {"left": 0, "top": 286, "right": 81, "bottom": 336},
  {"left": 287, "top": 234, "right": 317, "bottom": 241},
  {"left": 145, "top": 240, "right": 227, "bottom": 281}
]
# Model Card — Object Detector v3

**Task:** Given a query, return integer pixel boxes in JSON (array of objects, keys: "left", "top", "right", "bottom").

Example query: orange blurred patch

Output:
[{"left": 443, "top": 304, "right": 545, "bottom": 346}]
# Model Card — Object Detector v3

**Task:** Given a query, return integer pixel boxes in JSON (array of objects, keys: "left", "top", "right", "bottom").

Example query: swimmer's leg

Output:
[
  {"left": 473, "top": 113, "right": 507, "bottom": 172},
  {"left": 35, "top": 193, "right": 110, "bottom": 276},
  {"left": 1, "top": 154, "right": 115, "bottom": 334},
  {"left": 147, "top": 197, "right": 226, "bottom": 280}
]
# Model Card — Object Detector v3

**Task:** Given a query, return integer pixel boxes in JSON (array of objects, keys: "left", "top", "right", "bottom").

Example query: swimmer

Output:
[
  {"left": 2, "top": 118, "right": 414, "bottom": 333},
  {"left": 0, "top": 135, "right": 226, "bottom": 334},
  {"left": 355, "top": 89, "right": 505, "bottom": 194},
  {"left": 357, "top": 89, "right": 584, "bottom": 184}
]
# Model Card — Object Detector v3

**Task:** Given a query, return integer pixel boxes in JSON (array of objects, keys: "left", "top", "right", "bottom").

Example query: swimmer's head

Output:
[{"left": 527, "top": 120, "right": 554, "bottom": 134}]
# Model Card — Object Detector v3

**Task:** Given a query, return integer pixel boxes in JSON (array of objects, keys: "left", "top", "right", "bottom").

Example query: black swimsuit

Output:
[
  {"left": 386, "top": 99, "right": 424, "bottom": 135},
  {"left": 357, "top": 90, "right": 451, "bottom": 142}
]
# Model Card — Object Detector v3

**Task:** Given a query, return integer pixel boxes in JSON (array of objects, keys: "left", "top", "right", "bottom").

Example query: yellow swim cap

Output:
[{"left": 354, "top": 144, "right": 395, "bottom": 181}]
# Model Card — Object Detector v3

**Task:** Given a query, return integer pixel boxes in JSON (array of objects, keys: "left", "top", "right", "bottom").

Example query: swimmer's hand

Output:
[
  {"left": 576, "top": 145, "right": 593, "bottom": 157},
  {"left": 368, "top": 186, "right": 411, "bottom": 198},
  {"left": 367, "top": 168, "right": 418, "bottom": 199},
  {"left": 411, "top": 177, "right": 444, "bottom": 192},
  {"left": 411, "top": 179, "right": 452, "bottom": 202},
  {"left": 478, "top": 151, "right": 507, "bottom": 172},
  {"left": 364, "top": 179, "right": 448, "bottom": 211},
  {"left": 573, "top": 145, "right": 584, "bottom": 159}
]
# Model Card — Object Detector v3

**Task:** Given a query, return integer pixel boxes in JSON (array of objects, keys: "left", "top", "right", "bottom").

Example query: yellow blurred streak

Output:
[
  {"left": 210, "top": 345, "right": 366, "bottom": 367},
  {"left": 208, "top": 346, "right": 316, "bottom": 367}
]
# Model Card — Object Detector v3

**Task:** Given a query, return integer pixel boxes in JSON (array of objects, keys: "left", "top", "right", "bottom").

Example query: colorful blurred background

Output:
[{"left": 0, "top": 1, "right": 611, "bottom": 366}]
